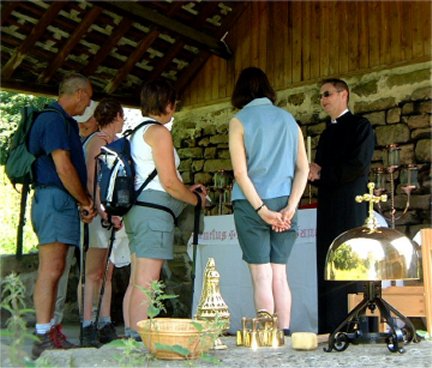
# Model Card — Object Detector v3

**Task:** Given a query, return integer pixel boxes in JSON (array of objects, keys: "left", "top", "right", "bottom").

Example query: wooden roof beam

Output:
[
  {"left": 2, "top": 2, "right": 65, "bottom": 80},
  {"left": 107, "top": 1, "right": 232, "bottom": 59},
  {"left": 81, "top": 17, "right": 133, "bottom": 76},
  {"left": 104, "top": 30, "right": 160, "bottom": 94},
  {"left": 38, "top": 5, "right": 103, "bottom": 84}
]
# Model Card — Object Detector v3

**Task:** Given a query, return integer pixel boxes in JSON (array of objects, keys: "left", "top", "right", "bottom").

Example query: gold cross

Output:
[{"left": 355, "top": 182, "right": 387, "bottom": 229}]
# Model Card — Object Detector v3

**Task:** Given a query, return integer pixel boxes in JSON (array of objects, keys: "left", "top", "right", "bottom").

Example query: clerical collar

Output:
[{"left": 331, "top": 109, "right": 349, "bottom": 124}]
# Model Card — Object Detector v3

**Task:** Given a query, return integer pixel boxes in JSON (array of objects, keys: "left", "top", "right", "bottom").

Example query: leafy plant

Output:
[
  {"left": 137, "top": 279, "right": 178, "bottom": 319},
  {"left": 0, "top": 272, "right": 37, "bottom": 366}
]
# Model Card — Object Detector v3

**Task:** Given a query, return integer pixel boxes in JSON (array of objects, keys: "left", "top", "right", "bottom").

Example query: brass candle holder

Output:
[
  {"left": 372, "top": 144, "right": 418, "bottom": 229},
  {"left": 236, "top": 310, "right": 285, "bottom": 348}
]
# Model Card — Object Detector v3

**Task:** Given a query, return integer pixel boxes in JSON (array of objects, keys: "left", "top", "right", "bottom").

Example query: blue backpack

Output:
[{"left": 96, "top": 120, "right": 175, "bottom": 220}]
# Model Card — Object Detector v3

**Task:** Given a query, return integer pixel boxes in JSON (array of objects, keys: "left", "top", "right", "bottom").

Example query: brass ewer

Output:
[
  {"left": 195, "top": 257, "right": 230, "bottom": 349},
  {"left": 236, "top": 310, "right": 285, "bottom": 348}
]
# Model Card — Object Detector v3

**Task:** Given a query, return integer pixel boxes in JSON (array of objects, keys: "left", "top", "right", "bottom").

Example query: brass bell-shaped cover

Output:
[
  {"left": 325, "top": 182, "right": 420, "bottom": 282},
  {"left": 325, "top": 226, "right": 420, "bottom": 281}
]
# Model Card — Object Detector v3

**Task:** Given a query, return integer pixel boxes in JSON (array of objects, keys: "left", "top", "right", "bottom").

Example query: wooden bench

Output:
[{"left": 348, "top": 228, "right": 432, "bottom": 335}]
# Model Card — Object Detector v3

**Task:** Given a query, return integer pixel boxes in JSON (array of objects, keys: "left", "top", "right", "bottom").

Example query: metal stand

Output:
[{"left": 324, "top": 282, "right": 420, "bottom": 354}]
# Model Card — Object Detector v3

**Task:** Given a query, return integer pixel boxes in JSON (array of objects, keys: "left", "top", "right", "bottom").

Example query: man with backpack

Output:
[{"left": 28, "top": 73, "right": 97, "bottom": 359}]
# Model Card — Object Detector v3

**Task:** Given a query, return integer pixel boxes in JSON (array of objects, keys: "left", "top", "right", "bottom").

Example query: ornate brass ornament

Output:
[
  {"left": 195, "top": 257, "right": 230, "bottom": 349},
  {"left": 236, "top": 310, "right": 285, "bottom": 348}
]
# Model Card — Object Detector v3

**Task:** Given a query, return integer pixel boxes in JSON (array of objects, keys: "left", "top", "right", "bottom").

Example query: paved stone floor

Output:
[{"left": 1, "top": 324, "right": 431, "bottom": 367}]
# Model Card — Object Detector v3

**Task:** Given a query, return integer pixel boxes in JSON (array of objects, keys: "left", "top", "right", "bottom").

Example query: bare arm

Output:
[
  {"left": 144, "top": 125, "right": 206, "bottom": 206},
  {"left": 281, "top": 127, "right": 309, "bottom": 222},
  {"left": 229, "top": 117, "right": 288, "bottom": 230},
  {"left": 51, "top": 149, "right": 96, "bottom": 222}
]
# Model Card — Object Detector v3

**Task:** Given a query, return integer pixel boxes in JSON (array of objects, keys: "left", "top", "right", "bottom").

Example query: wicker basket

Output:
[{"left": 137, "top": 318, "right": 216, "bottom": 360}]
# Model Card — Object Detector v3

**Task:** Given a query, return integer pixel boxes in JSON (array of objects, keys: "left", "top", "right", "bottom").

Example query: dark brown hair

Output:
[
  {"left": 140, "top": 79, "right": 177, "bottom": 116},
  {"left": 231, "top": 67, "right": 276, "bottom": 109},
  {"left": 94, "top": 98, "right": 123, "bottom": 128}
]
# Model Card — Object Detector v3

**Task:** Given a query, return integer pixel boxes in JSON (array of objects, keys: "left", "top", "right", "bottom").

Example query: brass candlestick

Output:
[
  {"left": 236, "top": 310, "right": 284, "bottom": 348},
  {"left": 195, "top": 258, "right": 230, "bottom": 349},
  {"left": 372, "top": 144, "right": 418, "bottom": 229}
]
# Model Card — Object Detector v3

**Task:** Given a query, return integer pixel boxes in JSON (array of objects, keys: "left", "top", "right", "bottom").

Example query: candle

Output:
[{"left": 307, "top": 136, "right": 312, "bottom": 163}]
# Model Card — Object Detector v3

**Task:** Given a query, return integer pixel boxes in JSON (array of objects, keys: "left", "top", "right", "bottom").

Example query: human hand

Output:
[
  {"left": 308, "top": 162, "right": 321, "bottom": 181},
  {"left": 258, "top": 207, "right": 291, "bottom": 231},
  {"left": 110, "top": 216, "right": 123, "bottom": 230},
  {"left": 191, "top": 184, "right": 208, "bottom": 208},
  {"left": 80, "top": 198, "right": 96, "bottom": 223}
]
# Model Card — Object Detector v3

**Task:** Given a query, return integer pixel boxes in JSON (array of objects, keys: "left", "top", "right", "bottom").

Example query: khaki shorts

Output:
[{"left": 124, "top": 189, "right": 185, "bottom": 260}]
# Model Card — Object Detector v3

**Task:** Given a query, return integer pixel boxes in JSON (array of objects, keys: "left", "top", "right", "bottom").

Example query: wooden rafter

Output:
[
  {"left": 104, "top": 30, "right": 160, "bottom": 94},
  {"left": 176, "top": 50, "right": 211, "bottom": 94},
  {"left": 38, "top": 5, "right": 103, "bottom": 84},
  {"left": 81, "top": 17, "right": 133, "bottom": 76},
  {"left": 106, "top": 1, "right": 232, "bottom": 59},
  {"left": 0, "top": 1, "right": 19, "bottom": 25},
  {"left": 1, "top": 2, "right": 65, "bottom": 80}
]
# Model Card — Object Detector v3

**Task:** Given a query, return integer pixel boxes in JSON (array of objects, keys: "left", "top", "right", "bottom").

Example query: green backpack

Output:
[{"left": 4, "top": 106, "right": 63, "bottom": 187}]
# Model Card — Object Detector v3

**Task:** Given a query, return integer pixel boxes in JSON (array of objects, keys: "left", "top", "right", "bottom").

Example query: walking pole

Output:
[
  {"left": 94, "top": 225, "right": 116, "bottom": 328},
  {"left": 80, "top": 222, "right": 89, "bottom": 346},
  {"left": 190, "top": 193, "right": 202, "bottom": 318}
]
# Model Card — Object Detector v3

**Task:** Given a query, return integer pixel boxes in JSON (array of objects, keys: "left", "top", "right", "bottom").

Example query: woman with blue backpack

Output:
[
  {"left": 80, "top": 98, "right": 127, "bottom": 347},
  {"left": 123, "top": 79, "right": 207, "bottom": 340}
]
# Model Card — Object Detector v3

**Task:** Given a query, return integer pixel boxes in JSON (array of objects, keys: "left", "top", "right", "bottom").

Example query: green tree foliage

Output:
[
  {"left": 0, "top": 92, "right": 54, "bottom": 254},
  {"left": 0, "top": 91, "right": 54, "bottom": 163}
]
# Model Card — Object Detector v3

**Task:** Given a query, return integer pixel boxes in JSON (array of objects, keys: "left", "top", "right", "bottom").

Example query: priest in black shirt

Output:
[{"left": 309, "top": 78, "right": 375, "bottom": 334}]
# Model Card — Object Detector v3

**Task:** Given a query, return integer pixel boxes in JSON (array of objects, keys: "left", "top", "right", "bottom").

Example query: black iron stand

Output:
[{"left": 324, "top": 281, "right": 420, "bottom": 354}]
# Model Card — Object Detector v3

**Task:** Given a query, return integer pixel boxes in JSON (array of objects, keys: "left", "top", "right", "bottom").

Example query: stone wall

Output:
[{"left": 174, "top": 61, "right": 432, "bottom": 237}]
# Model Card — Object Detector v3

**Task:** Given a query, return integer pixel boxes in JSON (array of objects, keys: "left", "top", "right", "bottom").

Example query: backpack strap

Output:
[
  {"left": 130, "top": 120, "right": 177, "bottom": 224},
  {"left": 128, "top": 119, "right": 162, "bottom": 199}
]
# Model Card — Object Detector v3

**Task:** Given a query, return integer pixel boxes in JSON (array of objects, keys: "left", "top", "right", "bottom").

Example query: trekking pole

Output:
[
  {"left": 16, "top": 182, "right": 29, "bottom": 260},
  {"left": 190, "top": 192, "right": 202, "bottom": 318},
  {"left": 94, "top": 225, "right": 116, "bottom": 328},
  {"left": 80, "top": 222, "right": 89, "bottom": 346}
]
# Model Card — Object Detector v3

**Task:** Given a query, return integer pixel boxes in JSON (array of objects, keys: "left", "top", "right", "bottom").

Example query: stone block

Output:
[
  {"left": 411, "top": 86, "right": 432, "bottom": 100},
  {"left": 386, "top": 108, "right": 401, "bottom": 124},
  {"left": 362, "top": 111, "right": 385, "bottom": 126},
  {"left": 375, "top": 124, "right": 410, "bottom": 146},
  {"left": 402, "top": 102, "right": 415, "bottom": 115},
  {"left": 415, "top": 139, "right": 432, "bottom": 162},
  {"left": 403, "top": 114, "right": 431, "bottom": 129},
  {"left": 418, "top": 100, "right": 432, "bottom": 114},
  {"left": 386, "top": 68, "right": 431, "bottom": 88},
  {"left": 177, "top": 147, "right": 204, "bottom": 158},
  {"left": 178, "top": 158, "right": 192, "bottom": 172},
  {"left": 308, "top": 122, "right": 326, "bottom": 135},
  {"left": 209, "top": 134, "right": 228, "bottom": 145},
  {"left": 204, "top": 147, "right": 217, "bottom": 158},
  {"left": 193, "top": 172, "right": 213, "bottom": 185},
  {"left": 203, "top": 159, "right": 232, "bottom": 172},
  {"left": 218, "top": 150, "right": 231, "bottom": 159},
  {"left": 288, "top": 92, "right": 306, "bottom": 106},
  {"left": 191, "top": 160, "right": 204, "bottom": 172},
  {"left": 352, "top": 79, "right": 378, "bottom": 96},
  {"left": 411, "top": 127, "right": 432, "bottom": 140},
  {"left": 355, "top": 97, "right": 395, "bottom": 114}
]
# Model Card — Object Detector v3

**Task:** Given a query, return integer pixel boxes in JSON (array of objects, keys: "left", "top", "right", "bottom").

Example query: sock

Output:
[
  {"left": 129, "top": 329, "right": 141, "bottom": 340},
  {"left": 98, "top": 316, "right": 112, "bottom": 329},
  {"left": 35, "top": 323, "right": 51, "bottom": 335},
  {"left": 82, "top": 320, "right": 93, "bottom": 328},
  {"left": 124, "top": 326, "right": 131, "bottom": 337}
]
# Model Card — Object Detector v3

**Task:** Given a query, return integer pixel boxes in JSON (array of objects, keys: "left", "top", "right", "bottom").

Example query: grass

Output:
[{"left": 0, "top": 166, "right": 38, "bottom": 255}]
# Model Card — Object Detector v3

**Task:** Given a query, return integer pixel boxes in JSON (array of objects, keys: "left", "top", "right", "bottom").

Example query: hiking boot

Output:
[
  {"left": 32, "top": 332, "right": 56, "bottom": 359},
  {"left": 51, "top": 324, "right": 77, "bottom": 349},
  {"left": 98, "top": 322, "right": 118, "bottom": 344},
  {"left": 80, "top": 323, "right": 102, "bottom": 348}
]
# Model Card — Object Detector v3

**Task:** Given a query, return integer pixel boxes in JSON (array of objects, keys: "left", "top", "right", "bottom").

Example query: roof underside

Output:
[{"left": 0, "top": 0, "right": 247, "bottom": 106}]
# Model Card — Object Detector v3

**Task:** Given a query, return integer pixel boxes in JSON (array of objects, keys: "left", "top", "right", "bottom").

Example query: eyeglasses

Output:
[{"left": 319, "top": 90, "right": 343, "bottom": 99}]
